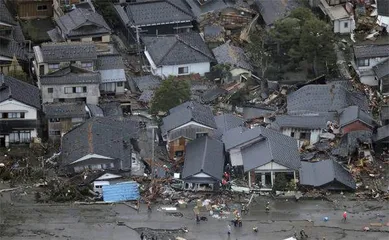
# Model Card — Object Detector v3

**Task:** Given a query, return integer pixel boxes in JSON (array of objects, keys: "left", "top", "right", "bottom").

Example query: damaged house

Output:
[
  {"left": 373, "top": 58, "right": 389, "bottom": 97},
  {"left": 300, "top": 159, "right": 356, "bottom": 191},
  {"left": 0, "top": 0, "right": 28, "bottom": 74},
  {"left": 142, "top": 32, "right": 215, "bottom": 78},
  {"left": 318, "top": 0, "right": 355, "bottom": 34},
  {"left": 161, "top": 101, "right": 217, "bottom": 160},
  {"left": 211, "top": 41, "right": 253, "bottom": 84},
  {"left": 181, "top": 136, "right": 225, "bottom": 191},
  {"left": 338, "top": 106, "right": 377, "bottom": 134},
  {"left": 114, "top": 0, "right": 195, "bottom": 43},
  {"left": 61, "top": 117, "right": 139, "bottom": 174},
  {"left": 222, "top": 126, "right": 300, "bottom": 190},
  {"left": 254, "top": 0, "right": 300, "bottom": 26},
  {"left": 96, "top": 54, "right": 126, "bottom": 95},
  {"left": 0, "top": 74, "right": 41, "bottom": 148},
  {"left": 48, "top": 7, "right": 112, "bottom": 43},
  {"left": 352, "top": 43, "right": 389, "bottom": 86}
]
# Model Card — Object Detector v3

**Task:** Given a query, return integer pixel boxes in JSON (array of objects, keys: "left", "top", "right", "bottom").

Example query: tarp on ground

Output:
[{"left": 102, "top": 181, "right": 139, "bottom": 202}]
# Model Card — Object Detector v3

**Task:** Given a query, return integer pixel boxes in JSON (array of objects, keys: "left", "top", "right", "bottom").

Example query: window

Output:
[
  {"left": 357, "top": 59, "right": 369, "bottom": 67},
  {"left": 7, "top": 112, "right": 25, "bottom": 119},
  {"left": 92, "top": 36, "right": 102, "bottom": 42},
  {"left": 178, "top": 66, "right": 189, "bottom": 74},
  {"left": 37, "top": 5, "right": 48, "bottom": 11},
  {"left": 344, "top": 22, "right": 348, "bottom": 28},
  {"left": 196, "top": 132, "right": 208, "bottom": 138},
  {"left": 9, "top": 131, "right": 31, "bottom": 143},
  {"left": 175, "top": 151, "right": 184, "bottom": 157},
  {"left": 64, "top": 87, "right": 73, "bottom": 94},
  {"left": 81, "top": 62, "right": 93, "bottom": 68},
  {"left": 1, "top": 113, "right": 8, "bottom": 118},
  {"left": 49, "top": 118, "right": 60, "bottom": 122},
  {"left": 117, "top": 82, "right": 123, "bottom": 87},
  {"left": 48, "top": 64, "right": 59, "bottom": 70},
  {"left": 48, "top": 88, "right": 53, "bottom": 93},
  {"left": 83, "top": 86, "right": 87, "bottom": 92},
  {"left": 300, "top": 132, "right": 311, "bottom": 140},
  {"left": 290, "top": 132, "right": 295, "bottom": 138},
  {"left": 49, "top": 130, "right": 61, "bottom": 136}
]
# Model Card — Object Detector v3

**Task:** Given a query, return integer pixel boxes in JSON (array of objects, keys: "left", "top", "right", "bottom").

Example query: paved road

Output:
[{"left": 1, "top": 197, "right": 388, "bottom": 240}]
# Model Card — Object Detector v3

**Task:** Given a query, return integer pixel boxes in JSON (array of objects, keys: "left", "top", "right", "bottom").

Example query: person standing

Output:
[
  {"left": 342, "top": 211, "right": 347, "bottom": 222},
  {"left": 140, "top": 232, "right": 144, "bottom": 240},
  {"left": 227, "top": 224, "right": 231, "bottom": 236},
  {"left": 147, "top": 201, "right": 152, "bottom": 213}
]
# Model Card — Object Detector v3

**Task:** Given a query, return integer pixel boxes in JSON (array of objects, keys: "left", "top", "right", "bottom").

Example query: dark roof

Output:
[
  {"left": 373, "top": 59, "right": 389, "bottom": 79},
  {"left": 96, "top": 54, "right": 124, "bottom": 70},
  {"left": 124, "top": 0, "right": 194, "bottom": 26},
  {"left": 300, "top": 160, "right": 356, "bottom": 190},
  {"left": 212, "top": 41, "right": 253, "bottom": 71},
  {"left": 377, "top": 0, "right": 389, "bottom": 17},
  {"left": 203, "top": 25, "right": 224, "bottom": 39},
  {"left": 87, "top": 104, "right": 104, "bottom": 117},
  {"left": 381, "top": 105, "right": 389, "bottom": 121},
  {"left": 182, "top": 136, "right": 225, "bottom": 182},
  {"left": 40, "top": 66, "right": 100, "bottom": 85},
  {"left": 0, "top": 38, "right": 27, "bottom": 61},
  {"left": 61, "top": 117, "right": 139, "bottom": 167},
  {"left": 201, "top": 87, "right": 227, "bottom": 103},
  {"left": 43, "top": 102, "right": 87, "bottom": 118},
  {"left": 138, "top": 90, "right": 154, "bottom": 103},
  {"left": 213, "top": 113, "right": 244, "bottom": 139},
  {"left": 338, "top": 106, "right": 376, "bottom": 128},
  {"left": 36, "top": 42, "right": 97, "bottom": 63},
  {"left": 0, "top": 0, "right": 16, "bottom": 25},
  {"left": 274, "top": 115, "right": 328, "bottom": 129},
  {"left": 55, "top": 8, "right": 111, "bottom": 38},
  {"left": 222, "top": 126, "right": 300, "bottom": 171},
  {"left": 100, "top": 102, "right": 123, "bottom": 117},
  {"left": 353, "top": 44, "right": 389, "bottom": 59},
  {"left": 255, "top": 0, "right": 300, "bottom": 25},
  {"left": 332, "top": 130, "right": 372, "bottom": 157},
  {"left": 0, "top": 74, "right": 41, "bottom": 109},
  {"left": 243, "top": 106, "right": 275, "bottom": 120},
  {"left": 373, "top": 124, "right": 389, "bottom": 142},
  {"left": 132, "top": 75, "right": 161, "bottom": 92},
  {"left": 287, "top": 84, "right": 369, "bottom": 114},
  {"left": 142, "top": 32, "right": 214, "bottom": 66},
  {"left": 162, "top": 101, "right": 217, "bottom": 134}
]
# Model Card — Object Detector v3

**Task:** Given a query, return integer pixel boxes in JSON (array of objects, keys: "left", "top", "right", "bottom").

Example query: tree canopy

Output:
[{"left": 150, "top": 77, "right": 191, "bottom": 114}]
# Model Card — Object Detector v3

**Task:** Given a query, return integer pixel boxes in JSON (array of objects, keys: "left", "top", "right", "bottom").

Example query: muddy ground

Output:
[{"left": 1, "top": 184, "right": 389, "bottom": 240}]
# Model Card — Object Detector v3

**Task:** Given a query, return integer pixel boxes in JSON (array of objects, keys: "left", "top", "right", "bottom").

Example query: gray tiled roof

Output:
[
  {"left": 201, "top": 87, "right": 227, "bottom": 103},
  {"left": 138, "top": 90, "right": 154, "bottom": 103},
  {"left": 132, "top": 75, "right": 161, "bottom": 92},
  {"left": 100, "top": 102, "right": 123, "bottom": 117},
  {"left": 213, "top": 113, "right": 244, "bottom": 139},
  {"left": 203, "top": 25, "right": 224, "bottom": 38},
  {"left": 287, "top": 84, "right": 369, "bottom": 114},
  {"left": 373, "top": 59, "right": 389, "bottom": 79},
  {"left": 0, "top": 74, "right": 41, "bottom": 109},
  {"left": 40, "top": 66, "right": 100, "bottom": 85},
  {"left": 274, "top": 114, "right": 328, "bottom": 129},
  {"left": 381, "top": 105, "right": 389, "bottom": 121},
  {"left": 222, "top": 126, "right": 300, "bottom": 171},
  {"left": 55, "top": 8, "right": 111, "bottom": 37},
  {"left": 142, "top": 32, "right": 214, "bottom": 66},
  {"left": 243, "top": 106, "right": 275, "bottom": 120},
  {"left": 332, "top": 130, "right": 372, "bottom": 157},
  {"left": 124, "top": 0, "right": 194, "bottom": 26},
  {"left": 377, "top": 0, "right": 389, "bottom": 16},
  {"left": 162, "top": 101, "right": 217, "bottom": 134},
  {"left": 47, "top": 28, "right": 65, "bottom": 43},
  {"left": 96, "top": 54, "right": 124, "bottom": 70},
  {"left": 87, "top": 104, "right": 104, "bottom": 117},
  {"left": 61, "top": 117, "right": 139, "bottom": 168},
  {"left": 212, "top": 41, "right": 253, "bottom": 71},
  {"left": 373, "top": 124, "right": 389, "bottom": 142},
  {"left": 300, "top": 160, "right": 356, "bottom": 190},
  {"left": 38, "top": 42, "right": 97, "bottom": 63},
  {"left": 43, "top": 102, "right": 87, "bottom": 118},
  {"left": 0, "top": 39, "right": 27, "bottom": 61},
  {"left": 0, "top": 0, "right": 16, "bottom": 25},
  {"left": 182, "top": 136, "right": 225, "bottom": 181},
  {"left": 338, "top": 106, "right": 376, "bottom": 128},
  {"left": 255, "top": 0, "right": 300, "bottom": 25},
  {"left": 353, "top": 44, "right": 389, "bottom": 59}
]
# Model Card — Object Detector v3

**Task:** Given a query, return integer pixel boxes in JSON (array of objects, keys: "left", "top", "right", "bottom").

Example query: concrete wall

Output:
[
  {"left": 341, "top": 121, "right": 372, "bottom": 134},
  {"left": 151, "top": 62, "right": 210, "bottom": 78},
  {"left": 41, "top": 84, "right": 100, "bottom": 104},
  {"left": 334, "top": 18, "right": 354, "bottom": 34}
]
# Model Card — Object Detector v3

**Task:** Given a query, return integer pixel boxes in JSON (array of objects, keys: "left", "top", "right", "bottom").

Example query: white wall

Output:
[
  {"left": 355, "top": 57, "right": 388, "bottom": 86},
  {"left": 41, "top": 84, "right": 100, "bottom": 104},
  {"left": 282, "top": 128, "right": 321, "bottom": 145},
  {"left": 0, "top": 100, "right": 37, "bottom": 119},
  {"left": 152, "top": 62, "right": 210, "bottom": 78},
  {"left": 334, "top": 18, "right": 354, "bottom": 34}
]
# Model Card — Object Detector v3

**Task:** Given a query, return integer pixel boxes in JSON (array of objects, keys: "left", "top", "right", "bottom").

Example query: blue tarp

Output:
[{"left": 102, "top": 181, "right": 139, "bottom": 202}]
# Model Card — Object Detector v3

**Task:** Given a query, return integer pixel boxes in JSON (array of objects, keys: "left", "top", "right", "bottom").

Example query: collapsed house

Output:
[{"left": 181, "top": 136, "right": 225, "bottom": 191}]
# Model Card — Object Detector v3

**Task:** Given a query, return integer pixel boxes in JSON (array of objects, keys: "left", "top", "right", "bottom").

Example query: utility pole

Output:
[{"left": 147, "top": 125, "right": 158, "bottom": 179}]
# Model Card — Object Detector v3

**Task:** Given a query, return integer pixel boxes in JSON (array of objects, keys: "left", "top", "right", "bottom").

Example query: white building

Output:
[
  {"left": 353, "top": 44, "right": 389, "bottom": 86},
  {"left": 143, "top": 32, "right": 214, "bottom": 78},
  {"left": 0, "top": 74, "right": 41, "bottom": 147},
  {"left": 319, "top": 0, "right": 355, "bottom": 34}
]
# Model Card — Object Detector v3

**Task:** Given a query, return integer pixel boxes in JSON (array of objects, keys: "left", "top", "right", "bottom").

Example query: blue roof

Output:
[{"left": 102, "top": 181, "right": 139, "bottom": 202}]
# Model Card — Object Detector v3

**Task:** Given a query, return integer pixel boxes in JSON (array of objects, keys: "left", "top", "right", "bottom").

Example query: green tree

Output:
[
  {"left": 150, "top": 77, "right": 190, "bottom": 114},
  {"left": 247, "top": 31, "right": 272, "bottom": 78}
]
